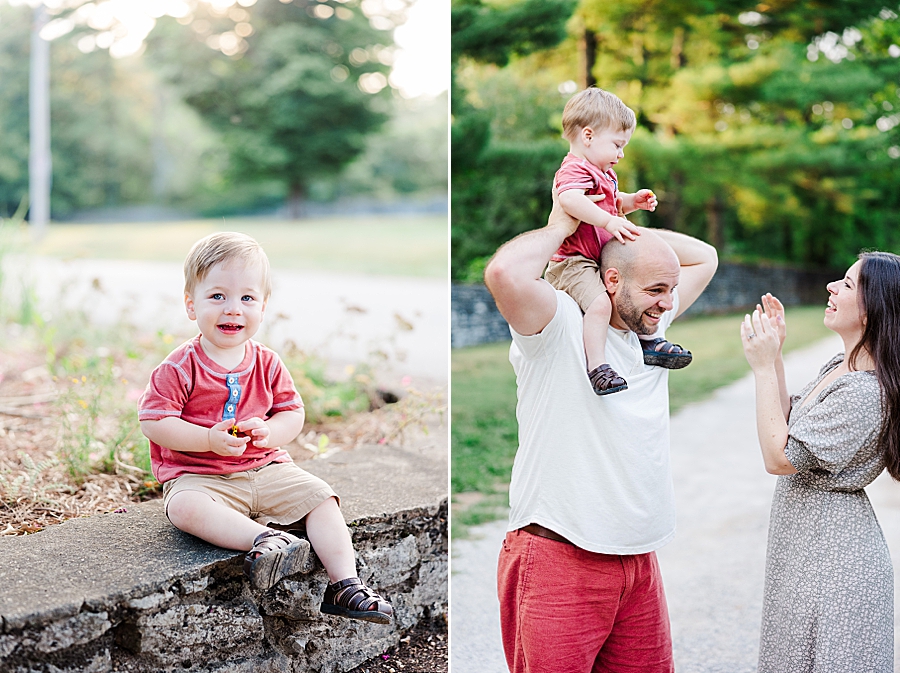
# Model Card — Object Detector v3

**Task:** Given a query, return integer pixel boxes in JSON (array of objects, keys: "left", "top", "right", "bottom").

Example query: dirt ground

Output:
[{"left": 348, "top": 621, "right": 448, "bottom": 673}]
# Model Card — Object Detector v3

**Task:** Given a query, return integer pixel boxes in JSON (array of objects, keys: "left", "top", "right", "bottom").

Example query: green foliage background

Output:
[
  {"left": 0, "top": 0, "right": 447, "bottom": 219},
  {"left": 451, "top": 0, "right": 900, "bottom": 281}
]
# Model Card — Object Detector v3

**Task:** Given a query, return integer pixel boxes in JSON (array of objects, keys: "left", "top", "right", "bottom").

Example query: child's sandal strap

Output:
[
  {"left": 587, "top": 364, "right": 628, "bottom": 396},
  {"left": 321, "top": 577, "right": 393, "bottom": 624},
  {"left": 243, "top": 530, "right": 308, "bottom": 591}
]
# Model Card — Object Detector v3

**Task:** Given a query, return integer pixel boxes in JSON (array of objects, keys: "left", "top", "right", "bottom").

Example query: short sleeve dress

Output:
[{"left": 758, "top": 354, "right": 893, "bottom": 673}]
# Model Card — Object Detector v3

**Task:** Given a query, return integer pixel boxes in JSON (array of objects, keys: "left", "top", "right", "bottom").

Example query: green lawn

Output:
[
  {"left": 19, "top": 214, "right": 448, "bottom": 278},
  {"left": 451, "top": 305, "right": 832, "bottom": 531}
]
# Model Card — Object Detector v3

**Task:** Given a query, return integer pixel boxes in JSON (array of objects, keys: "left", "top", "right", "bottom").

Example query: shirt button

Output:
[{"left": 227, "top": 405, "right": 233, "bottom": 412}]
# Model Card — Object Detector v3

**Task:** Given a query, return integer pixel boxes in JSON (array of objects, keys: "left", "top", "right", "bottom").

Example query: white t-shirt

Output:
[{"left": 507, "top": 290, "right": 679, "bottom": 554}]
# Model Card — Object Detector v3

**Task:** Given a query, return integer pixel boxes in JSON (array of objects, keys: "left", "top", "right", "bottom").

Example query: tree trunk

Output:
[
  {"left": 582, "top": 29, "right": 597, "bottom": 89},
  {"left": 670, "top": 27, "right": 685, "bottom": 70},
  {"left": 706, "top": 196, "right": 724, "bottom": 250},
  {"left": 658, "top": 173, "right": 683, "bottom": 231},
  {"left": 287, "top": 182, "right": 305, "bottom": 220}
]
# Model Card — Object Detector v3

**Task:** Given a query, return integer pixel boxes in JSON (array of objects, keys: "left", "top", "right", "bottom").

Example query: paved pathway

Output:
[
  {"left": 3, "top": 256, "right": 448, "bottom": 387},
  {"left": 451, "top": 335, "right": 900, "bottom": 672}
]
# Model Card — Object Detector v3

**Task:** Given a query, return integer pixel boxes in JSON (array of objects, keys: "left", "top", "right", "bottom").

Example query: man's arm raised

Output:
[
  {"left": 651, "top": 228, "right": 718, "bottom": 318},
  {"left": 483, "top": 191, "right": 581, "bottom": 336}
]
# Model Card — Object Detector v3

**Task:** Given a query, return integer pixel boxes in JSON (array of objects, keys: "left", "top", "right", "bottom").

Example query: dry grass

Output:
[
  {"left": 0, "top": 335, "right": 445, "bottom": 537},
  {"left": 0, "top": 348, "right": 148, "bottom": 534}
]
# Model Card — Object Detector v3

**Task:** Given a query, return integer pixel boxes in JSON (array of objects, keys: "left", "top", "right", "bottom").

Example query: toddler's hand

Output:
[
  {"left": 633, "top": 189, "right": 658, "bottom": 212},
  {"left": 208, "top": 419, "right": 249, "bottom": 457},
  {"left": 236, "top": 417, "right": 270, "bottom": 448},
  {"left": 605, "top": 216, "right": 641, "bottom": 244}
]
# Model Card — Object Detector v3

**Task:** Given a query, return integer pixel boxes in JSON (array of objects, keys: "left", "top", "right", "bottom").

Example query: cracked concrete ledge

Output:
[{"left": 0, "top": 440, "right": 448, "bottom": 673}]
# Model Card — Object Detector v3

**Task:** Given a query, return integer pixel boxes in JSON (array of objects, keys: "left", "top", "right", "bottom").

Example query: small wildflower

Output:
[
  {"left": 113, "top": 507, "right": 128, "bottom": 514},
  {"left": 81, "top": 375, "right": 87, "bottom": 383},
  {"left": 78, "top": 399, "right": 88, "bottom": 409}
]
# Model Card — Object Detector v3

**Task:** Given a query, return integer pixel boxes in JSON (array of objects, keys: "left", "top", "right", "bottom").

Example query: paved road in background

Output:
[
  {"left": 451, "top": 335, "right": 900, "bottom": 673},
  {"left": 4, "top": 256, "right": 448, "bottom": 388}
]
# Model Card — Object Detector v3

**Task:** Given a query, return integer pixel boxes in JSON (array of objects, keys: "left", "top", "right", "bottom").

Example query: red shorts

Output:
[{"left": 497, "top": 528, "right": 674, "bottom": 673}]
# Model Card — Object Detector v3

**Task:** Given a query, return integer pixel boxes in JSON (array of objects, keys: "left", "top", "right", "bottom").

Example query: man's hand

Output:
[
  {"left": 605, "top": 215, "right": 641, "bottom": 244},
  {"left": 548, "top": 188, "right": 582, "bottom": 237},
  {"left": 484, "top": 186, "right": 610, "bottom": 337},
  {"left": 551, "top": 189, "right": 608, "bottom": 238},
  {"left": 235, "top": 417, "right": 270, "bottom": 448},
  {"left": 208, "top": 419, "right": 250, "bottom": 457}
]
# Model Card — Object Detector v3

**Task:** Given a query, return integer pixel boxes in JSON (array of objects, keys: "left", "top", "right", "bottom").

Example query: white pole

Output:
[{"left": 29, "top": 4, "right": 51, "bottom": 240}]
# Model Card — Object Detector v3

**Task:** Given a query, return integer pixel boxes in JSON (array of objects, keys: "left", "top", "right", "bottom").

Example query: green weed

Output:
[{"left": 0, "top": 452, "right": 70, "bottom": 504}]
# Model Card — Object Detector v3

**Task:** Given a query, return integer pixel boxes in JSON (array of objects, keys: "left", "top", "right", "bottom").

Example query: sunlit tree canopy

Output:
[{"left": 451, "top": 0, "right": 900, "bottom": 280}]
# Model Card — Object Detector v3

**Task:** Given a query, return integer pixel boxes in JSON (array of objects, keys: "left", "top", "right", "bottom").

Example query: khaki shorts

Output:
[
  {"left": 545, "top": 255, "right": 606, "bottom": 314},
  {"left": 163, "top": 461, "right": 338, "bottom": 527}
]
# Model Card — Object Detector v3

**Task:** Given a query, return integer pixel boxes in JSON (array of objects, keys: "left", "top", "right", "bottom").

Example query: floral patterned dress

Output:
[{"left": 758, "top": 354, "right": 892, "bottom": 672}]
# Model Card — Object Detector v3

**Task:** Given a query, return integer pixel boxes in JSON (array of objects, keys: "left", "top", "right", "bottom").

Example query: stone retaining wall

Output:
[
  {"left": 451, "top": 262, "right": 838, "bottom": 347},
  {"left": 0, "top": 442, "right": 447, "bottom": 673}
]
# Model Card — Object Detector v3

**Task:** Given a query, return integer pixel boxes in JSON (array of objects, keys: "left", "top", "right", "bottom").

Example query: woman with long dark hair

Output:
[{"left": 741, "top": 251, "right": 900, "bottom": 672}]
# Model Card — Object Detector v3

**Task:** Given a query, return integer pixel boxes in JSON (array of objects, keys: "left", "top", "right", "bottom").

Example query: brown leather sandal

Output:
[
  {"left": 320, "top": 577, "right": 393, "bottom": 624},
  {"left": 243, "top": 529, "right": 310, "bottom": 591},
  {"left": 641, "top": 338, "right": 692, "bottom": 369},
  {"left": 587, "top": 364, "right": 628, "bottom": 396}
]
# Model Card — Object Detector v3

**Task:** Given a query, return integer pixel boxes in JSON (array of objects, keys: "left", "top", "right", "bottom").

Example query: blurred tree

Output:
[
  {"left": 452, "top": 0, "right": 900, "bottom": 279},
  {"left": 342, "top": 92, "right": 448, "bottom": 197},
  {"left": 451, "top": 0, "right": 576, "bottom": 278},
  {"left": 574, "top": 0, "right": 900, "bottom": 267},
  {"left": 0, "top": 4, "right": 31, "bottom": 218},
  {"left": 148, "top": 0, "right": 393, "bottom": 219},
  {"left": 0, "top": 3, "right": 158, "bottom": 218}
]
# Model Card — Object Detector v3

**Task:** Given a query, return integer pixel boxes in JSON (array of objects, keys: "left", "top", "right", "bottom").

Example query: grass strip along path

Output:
[
  {"left": 22, "top": 214, "right": 448, "bottom": 279},
  {"left": 451, "top": 305, "right": 833, "bottom": 535}
]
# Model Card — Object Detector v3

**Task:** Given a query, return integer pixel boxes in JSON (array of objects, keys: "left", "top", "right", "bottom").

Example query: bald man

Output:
[{"left": 484, "top": 191, "right": 718, "bottom": 673}]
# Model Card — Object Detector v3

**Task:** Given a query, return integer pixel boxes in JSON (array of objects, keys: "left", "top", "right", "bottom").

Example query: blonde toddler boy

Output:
[
  {"left": 139, "top": 232, "right": 392, "bottom": 624},
  {"left": 545, "top": 87, "right": 692, "bottom": 395}
]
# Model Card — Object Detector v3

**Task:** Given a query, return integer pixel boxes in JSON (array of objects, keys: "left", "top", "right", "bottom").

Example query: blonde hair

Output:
[
  {"left": 183, "top": 232, "right": 272, "bottom": 299},
  {"left": 561, "top": 88, "right": 636, "bottom": 142}
]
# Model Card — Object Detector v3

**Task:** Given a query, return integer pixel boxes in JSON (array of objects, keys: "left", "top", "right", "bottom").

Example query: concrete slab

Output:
[
  {"left": 0, "top": 434, "right": 448, "bottom": 635},
  {"left": 0, "top": 503, "right": 231, "bottom": 631}
]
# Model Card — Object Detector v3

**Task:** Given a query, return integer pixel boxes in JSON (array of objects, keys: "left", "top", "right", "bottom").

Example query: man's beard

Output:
[{"left": 615, "top": 286, "right": 657, "bottom": 336}]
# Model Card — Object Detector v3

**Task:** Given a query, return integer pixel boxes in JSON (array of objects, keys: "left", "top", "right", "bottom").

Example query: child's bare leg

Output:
[
  {"left": 305, "top": 497, "right": 357, "bottom": 582},
  {"left": 583, "top": 291, "right": 627, "bottom": 395},
  {"left": 167, "top": 490, "right": 267, "bottom": 551},
  {"left": 584, "top": 291, "right": 613, "bottom": 371},
  {"left": 310, "top": 496, "right": 393, "bottom": 623}
]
